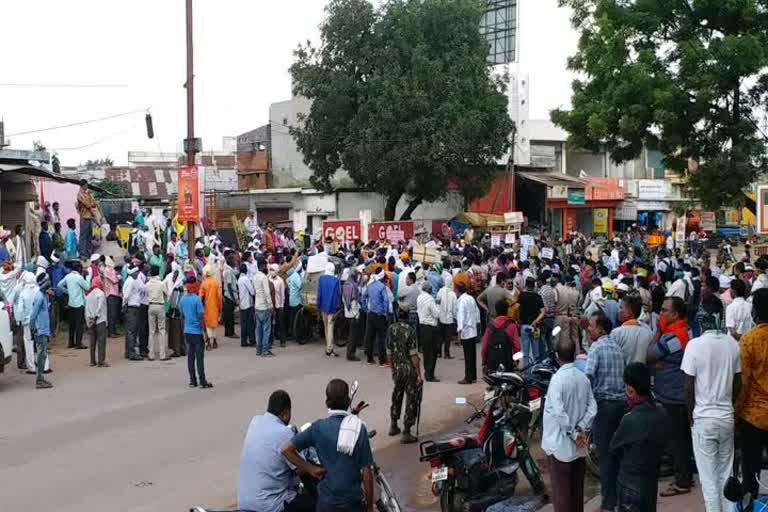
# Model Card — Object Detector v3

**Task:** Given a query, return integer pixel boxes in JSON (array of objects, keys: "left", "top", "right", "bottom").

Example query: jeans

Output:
[
  {"left": 124, "top": 306, "right": 140, "bottom": 358},
  {"left": 691, "top": 417, "right": 734, "bottom": 512},
  {"left": 322, "top": 312, "right": 336, "bottom": 353},
  {"left": 664, "top": 403, "right": 693, "bottom": 488},
  {"left": 148, "top": 304, "right": 167, "bottom": 360},
  {"left": 594, "top": 400, "right": 626, "bottom": 510},
  {"left": 107, "top": 295, "right": 121, "bottom": 336},
  {"left": 273, "top": 307, "right": 286, "bottom": 345},
  {"left": 255, "top": 309, "right": 273, "bottom": 354},
  {"left": 286, "top": 304, "right": 300, "bottom": 339},
  {"left": 68, "top": 305, "right": 85, "bottom": 347},
  {"left": 240, "top": 307, "right": 255, "bottom": 346},
  {"left": 461, "top": 337, "right": 477, "bottom": 382},
  {"left": 26, "top": 326, "right": 50, "bottom": 372},
  {"left": 364, "top": 313, "right": 388, "bottom": 364},
  {"left": 222, "top": 297, "right": 236, "bottom": 336},
  {"left": 89, "top": 322, "right": 107, "bottom": 365},
  {"left": 78, "top": 218, "right": 92, "bottom": 259},
  {"left": 739, "top": 418, "right": 768, "bottom": 499},
  {"left": 185, "top": 333, "right": 207, "bottom": 385},
  {"left": 541, "top": 317, "right": 555, "bottom": 353},
  {"left": 34, "top": 335, "right": 49, "bottom": 381},
  {"left": 520, "top": 325, "right": 538, "bottom": 367}
]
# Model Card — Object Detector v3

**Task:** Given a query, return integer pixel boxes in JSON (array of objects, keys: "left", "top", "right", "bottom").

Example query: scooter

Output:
[{"left": 419, "top": 371, "right": 545, "bottom": 512}]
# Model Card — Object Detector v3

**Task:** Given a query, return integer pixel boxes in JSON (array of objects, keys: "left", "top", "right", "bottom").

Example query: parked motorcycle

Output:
[
  {"left": 419, "top": 371, "right": 545, "bottom": 512},
  {"left": 191, "top": 381, "right": 402, "bottom": 512}
]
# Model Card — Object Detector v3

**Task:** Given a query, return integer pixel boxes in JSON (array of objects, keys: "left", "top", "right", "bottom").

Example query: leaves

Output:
[
  {"left": 290, "top": 0, "right": 513, "bottom": 219},
  {"left": 553, "top": 0, "right": 768, "bottom": 210},
  {"left": 93, "top": 178, "right": 129, "bottom": 199}
]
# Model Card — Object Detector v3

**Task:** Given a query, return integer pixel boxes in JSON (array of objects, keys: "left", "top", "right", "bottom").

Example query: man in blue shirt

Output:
[
  {"left": 29, "top": 272, "right": 54, "bottom": 389},
  {"left": 283, "top": 379, "right": 374, "bottom": 512},
  {"left": 57, "top": 261, "right": 90, "bottom": 349},
  {"left": 362, "top": 268, "right": 391, "bottom": 366},
  {"left": 64, "top": 218, "right": 78, "bottom": 261},
  {"left": 179, "top": 276, "right": 212, "bottom": 389},
  {"left": 238, "top": 390, "right": 315, "bottom": 512}
]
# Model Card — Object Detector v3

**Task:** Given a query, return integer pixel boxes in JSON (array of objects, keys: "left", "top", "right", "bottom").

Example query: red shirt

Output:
[{"left": 481, "top": 316, "right": 521, "bottom": 367}]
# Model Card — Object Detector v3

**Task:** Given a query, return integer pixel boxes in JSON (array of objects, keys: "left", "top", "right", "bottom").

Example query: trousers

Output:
[
  {"left": 739, "top": 418, "right": 768, "bottom": 499},
  {"left": 68, "top": 305, "right": 85, "bottom": 347},
  {"left": 462, "top": 337, "right": 477, "bottom": 382},
  {"left": 555, "top": 315, "right": 580, "bottom": 351},
  {"left": 692, "top": 417, "right": 734, "bottom": 512},
  {"left": 365, "top": 313, "right": 388, "bottom": 364},
  {"left": 439, "top": 321, "right": 454, "bottom": 357},
  {"left": 185, "top": 334, "right": 207, "bottom": 385},
  {"left": 548, "top": 456, "right": 586, "bottom": 512},
  {"left": 124, "top": 306, "right": 140, "bottom": 358},
  {"left": 89, "top": 322, "right": 107, "bottom": 365},
  {"left": 322, "top": 312, "right": 336, "bottom": 352},
  {"left": 107, "top": 295, "right": 121, "bottom": 336},
  {"left": 664, "top": 403, "right": 693, "bottom": 488},
  {"left": 420, "top": 324, "right": 439, "bottom": 379},
  {"left": 391, "top": 370, "right": 421, "bottom": 430},
  {"left": 593, "top": 400, "right": 626, "bottom": 510},
  {"left": 240, "top": 307, "right": 255, "bottom": 347},
  {"left": 541, "top": 317, "right": 555, "bottom": 353},
  {"left": 255, "top": 309, "right": 272, "bottom": 353},
  {"left": 138, "top": 304, "right": 149, "bottom": 355},
  {"left": 346, "top": 315, "right": 364, "bottom": 359},
  {"left": 222, "top": 297, "right": 236, "bottom": 336},
  {"left": 148, "top": 304, "right": 167, "bottom": 360},
  {"left": 520, "top": 325, "right": 538, "bottom": 367},
  {"left": 34, "top": 334, "right": 49, "bottom": 381},
  {"left": 78, "top": 218, "right": 92, "bottom": 259},
  {"left": 25, "top": 325, "right": 50, "bottom": 371}
]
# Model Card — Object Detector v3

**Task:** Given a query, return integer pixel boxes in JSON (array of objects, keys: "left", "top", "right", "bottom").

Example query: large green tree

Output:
[
  {"left": 290, "top": 0, "right": 513, "bottom": 220},
  {"left": 552, "top": 0, "right": 768, "bottom": 210}
]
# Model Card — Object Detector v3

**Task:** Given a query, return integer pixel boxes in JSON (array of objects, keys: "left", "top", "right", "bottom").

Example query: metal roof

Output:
[
  {"left": 515, "top": 171, "right": 587, "bottom": 188},
  {"left": 0, "top": 163, "right": 109, "bottom": 193}
]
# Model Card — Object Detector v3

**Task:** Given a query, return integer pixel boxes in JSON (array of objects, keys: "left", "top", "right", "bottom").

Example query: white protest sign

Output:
[
  {"left": 491, "top": 235, "right": 501, "bottom": 248},
  {"left": 504, "top": 233, "right": 516, "bottom": 245},
  {"left": 541, "top": 247, "right": 554, "bottom": 260}
]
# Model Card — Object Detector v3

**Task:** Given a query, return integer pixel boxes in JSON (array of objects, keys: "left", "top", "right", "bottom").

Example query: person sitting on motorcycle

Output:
[
  {"left": 237, "top": 390, "right": 319, "bottom": 512},
  {"left": 283, "top": 379, "right": 375, "bottom": 512}
]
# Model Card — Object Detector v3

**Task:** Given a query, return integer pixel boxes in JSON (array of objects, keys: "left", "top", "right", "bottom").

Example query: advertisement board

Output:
[
  {"left": 637, "top": 180, "right": 667, "bottom": 200},
  {"left": 567, "top": 189, "right": 586, "bottom": 205},
  {"left": 757, "top": 186, "right": 768, "bottom": 235},
  {"left": 368, "top": 221, "right": 414, "bottom": 241},
  {"left": 322, "top": 220, "right": 361, "bottom": 242},
  {"left": 593, "top": 208, "right": 608, "bottom": 234},
  {"left": 177, "top": 165, "right": 199, "bottom": 222},
  {"left": 676, "top": 216, "right": 687, "bottom": 249},
  {"left": 701, "top": 211, "right": 716, "bottom": 232}
]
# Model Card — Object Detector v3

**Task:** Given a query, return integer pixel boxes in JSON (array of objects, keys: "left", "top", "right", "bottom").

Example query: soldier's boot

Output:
[
  {"left": 388, "top": 421, "right": 401, "bottom": 437},
  {"left": 401, "top": 428, "right": 417, "bottom": 444}
]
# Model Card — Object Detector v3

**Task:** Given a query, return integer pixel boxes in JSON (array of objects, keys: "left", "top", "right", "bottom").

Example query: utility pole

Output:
[{"left": 185, "top": 0, "right": 195, "bottom": 262}]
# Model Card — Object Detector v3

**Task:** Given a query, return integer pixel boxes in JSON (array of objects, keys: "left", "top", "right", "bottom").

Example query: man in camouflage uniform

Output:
[{"left": 387, "top": 312, "right": 423, "bottom": 444}]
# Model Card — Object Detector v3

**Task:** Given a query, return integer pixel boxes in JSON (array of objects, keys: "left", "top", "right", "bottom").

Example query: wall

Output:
[
  {"left": 337, "top": 192, "right": 384, "bottom": 220},
  {"left": 36, "top": 180, "right": 82, "bottom": 233},
  {"left": 566, "top": 150, "right": 604, "bottom": 177}
]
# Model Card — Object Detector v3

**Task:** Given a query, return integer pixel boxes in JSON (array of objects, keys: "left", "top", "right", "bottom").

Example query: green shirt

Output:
[{"left": 149, "top": 254, "right": 166, "bottom": 279}]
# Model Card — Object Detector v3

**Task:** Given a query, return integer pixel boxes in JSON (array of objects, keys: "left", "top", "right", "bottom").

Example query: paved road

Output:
[{"left": 0, "top": 330, "right": 478, "bottom": 512}]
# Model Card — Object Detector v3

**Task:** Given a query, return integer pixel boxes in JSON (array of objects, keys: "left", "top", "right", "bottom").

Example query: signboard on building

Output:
[
  {"left": 567, "top": 189, "right": 586, "bottom": 205},
  {"left": 757, "top": 185, "right": 768, "bottom": 235},
  {"left": 614, "top": 203, "right": 638, "bottom": 221},
  {"left": 637, "top": 180, "right": 667, "bottom": 200},
  {"left": 701, "top": 211, "right": 717, "bottom": 232},
  {"left": 503, "top": 211, "right": 524, "bottom": 224},
  {"left": 585, "top": 177, "right": 625, "bottom": 200},
  {"left": 724, "top": 208, "right": 741, "bottom": 225},
  {"left": 369, "top": 221, "right": 414, "bottom": 242},
  {"left": 676, "top": 216, "right": 686, "bottom": 249},
  {"left": 177, "top": 165, "right": 200, "bottom": 222},
  {"left": 548, "top": 185, "right": 568, "bottom": 200},
  {"left": 529, "top": 145, "right": 557, "bottom": 168},
  {"left": 322, "top": 220, "right": 361, "bottom": 242},
  {"left": 593, "top": 208, "right": 608, "bottom": 233}
]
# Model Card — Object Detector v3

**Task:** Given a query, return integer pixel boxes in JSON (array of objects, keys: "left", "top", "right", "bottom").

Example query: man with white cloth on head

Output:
[
  {"left": 15, "top": 271, "right": 50, "bottom": 374},
  {"left": 282, "top": 379, "right": 375, "bottom": 512}
]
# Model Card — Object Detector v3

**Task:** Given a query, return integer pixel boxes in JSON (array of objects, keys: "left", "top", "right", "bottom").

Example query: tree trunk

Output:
[
  {"left": 384, "top": 193, "right": 401, "bottom": 221},
  {"left": 399, "top": 196, "right": 423, "bottom": 220}
]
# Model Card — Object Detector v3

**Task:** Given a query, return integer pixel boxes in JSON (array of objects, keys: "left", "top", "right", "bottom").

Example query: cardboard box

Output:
[{"left": 412, "top": 242, "right": 438, "bottom": 264}]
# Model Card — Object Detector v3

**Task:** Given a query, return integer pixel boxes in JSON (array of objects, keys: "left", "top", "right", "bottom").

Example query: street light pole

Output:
[{"left": 185, "top": 0, "right": 195, "bottom": 262}]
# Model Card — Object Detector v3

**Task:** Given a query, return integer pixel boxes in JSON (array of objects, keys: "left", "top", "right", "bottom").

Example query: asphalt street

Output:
[{"left": 0, "top": 329, "right": 479, "bottom": 512}]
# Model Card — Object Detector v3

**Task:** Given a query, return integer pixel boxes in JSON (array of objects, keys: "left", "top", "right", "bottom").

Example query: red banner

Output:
[
  {"left": 322, "top": 220, "right": 361, "bottom": 242},
  {"left": 368, "top": 221, "right": 414, "bottom": 241},
  {"left": 177, "top": 165, "right": 200, "bottom": 222}
]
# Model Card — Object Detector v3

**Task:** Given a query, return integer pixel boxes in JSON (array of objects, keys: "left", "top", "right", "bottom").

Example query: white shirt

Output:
[
  {"left": 122, "top": 275, "right": 144, "bottom": 307},
  {"left": 456, "top": 293, "right": 480, "bottom": 340},
  {"left": 252, "top": 271, "right": 273, "bottom": 311},
  {"left": 666, "top": 278, "right": 690, "bottom": 300},
  {"left": 85, "top": 288, "right": 108, "bottom": 325},
  {"left": 238, "top": 274, "right": 255, "bottom": 310},
  {"left": 243, "top": 217, "right": 259, "bottom": 238},
  {"left": 725, "top": 297, "right": 754, "bottom": 336},
  {"left": 416, "top": 291, "right": 440, "bottom": 327},
  {"left": 681, "top": 330, "right": 741, "bottom": 422},
  {"left": 437, "top": 287, "right": 457, "bottom": 324}
]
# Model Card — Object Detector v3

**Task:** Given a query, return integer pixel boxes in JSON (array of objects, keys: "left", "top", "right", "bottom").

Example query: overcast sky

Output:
[{"left": 0, "top": 0, "right": 577, "bottom": 166}]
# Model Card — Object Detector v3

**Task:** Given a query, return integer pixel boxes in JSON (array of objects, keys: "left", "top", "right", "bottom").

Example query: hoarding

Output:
[
  {"left": 757, "top": 185, "right": 768, "bottom": 235},
  {"left": 369, "top": 221, "right": 414, "bottom": 242},
  {"left": 593, "top": 208, "right": 608, "bottom": 234},
  {"left": 177, "top": 165, "right": 199, "bottom": 222},
  {"left": 701, "top": 211, "right": 716, "bottom": 232},
  {"left": 322, "top": 220, "right": 361, "bottom": 242}
]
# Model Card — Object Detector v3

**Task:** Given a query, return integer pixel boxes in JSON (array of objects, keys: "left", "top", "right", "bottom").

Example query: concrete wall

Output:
[{"left": 566, "top": 150, "right": 605, "bottom": 177}]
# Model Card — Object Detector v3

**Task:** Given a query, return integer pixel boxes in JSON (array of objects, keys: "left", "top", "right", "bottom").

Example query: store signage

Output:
[
  {"left": 614, "top": 204, "right": 638, "bottom": 221},
  {"left": 177, "top": 165, "right": 200, "bottom": 222},
  {"left": 593, "top": 208, "right": 608, "bottom": 233},
  {"left": 567, "top": 189, "right": 586, "bottom": 205},
  {"left": 637, "top": 180, "right": 667, "bottom": 200},
  {"left": 757, "top": 186, "right": 768, "bottom": 235},
  {"left": 322, "top": 220, "right": 361, "bottom": 241},
  {"left": 548, "top": 185, "right": 568, "bottom": 200},
  {"left": 701, "top": 211, "right": 716, "bottom": 232},
  {"left": 369, "top": 221, "right": 414, "bottom": 241}
]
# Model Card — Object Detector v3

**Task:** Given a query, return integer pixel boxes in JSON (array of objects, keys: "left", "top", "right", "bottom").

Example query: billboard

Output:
[
  {"left": 322, "top": 220, "right": 361, "bottom": 242},
  {"left": 369, "top": 221, "right": 414, "bottom": 242},
  {"left": 177, "top": 165, "right": 199, "bottom": 222},
  {"left": 482, "top": 0, "right": 518, "bottom": 65},
  {"left": 757, "top": 185, "right": 768, "bottom": 235},
  {"left": 593, "top": 208, "right": 608, "bottom": 234}
]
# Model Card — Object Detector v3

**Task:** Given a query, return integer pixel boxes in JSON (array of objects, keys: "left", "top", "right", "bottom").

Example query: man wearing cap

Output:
[
  {"left": 122, "top": 265, "right": 145, "bottom": 361},
  {"left": 102, "top": 257, "right": 121, "bottom": 337},
  {"left": 57, "top": 261, "right": 90, "bottom": 350},
  {"left": 29, "top": 272, "right": 54, "bottom": 388}
]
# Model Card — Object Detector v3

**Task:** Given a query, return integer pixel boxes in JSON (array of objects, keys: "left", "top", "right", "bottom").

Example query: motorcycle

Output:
[
  {"left": 419, "top": 371, "right": 545, "bottom": 512},
  {"left": 191, "top": 381, "right": 402, "bottom": 512}
]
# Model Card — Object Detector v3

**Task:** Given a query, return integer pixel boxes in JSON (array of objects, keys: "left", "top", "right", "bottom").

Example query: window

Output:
[{"left": 481, "top": 0, "right": 517, "bottom": 65}]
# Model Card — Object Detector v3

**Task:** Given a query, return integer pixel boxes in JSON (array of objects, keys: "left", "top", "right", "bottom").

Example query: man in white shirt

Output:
[
  {"left": 238, "top": 263, "right": 256, "bottom": 348},
  {"left": 456, "top": 282, "right": 480, "bottom": 384},
  {"left": 252, "top": 258, "right": 274, "bottom": 356},
  {"left": 666, "top": 272, "right": 692, "bottom": 301},
  {"left": 725, "top": 279, "right": 753, "bottom": 341},
  {"left": 243, "top": 211, "right": 259, "bottom": 240},
  {"left": 681, "top": 294, "right": 741, "bottom": 512},
  {"left": 437, "top": 275, "right": 457, "bottom": 359},
  {"left": 122, "top": 266, "right": 145, "bottom": 361},
  {"left": 416, "top": 281, "right": 441, "bottom": 382},
  {"left": 85, "top": 277, "right": 109, "bottom": 367}
]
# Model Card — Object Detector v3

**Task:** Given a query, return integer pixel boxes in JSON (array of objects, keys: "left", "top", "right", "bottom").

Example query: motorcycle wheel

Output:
[
  {"left": 376, "top": 470, "right": 402, "bottom": 512},
  {"left": 519, "top": 447, "right": 545, "bottom": 496},
  {"left": 293, "top": 307, "right": 311, "bottom": 345},
  {"left": 585, "top": 430, "right": 600, "bottom": 478},
  {"left": 332, "top": 312, "right": 348, "bottom": 348},
  {"left": 439, "top": 477, "right": 458, "bottom": 512}
]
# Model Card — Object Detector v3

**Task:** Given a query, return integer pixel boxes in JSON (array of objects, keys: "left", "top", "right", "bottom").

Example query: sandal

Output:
[{"left": 660, "top": 484, "right": 691, "bottom": 497}]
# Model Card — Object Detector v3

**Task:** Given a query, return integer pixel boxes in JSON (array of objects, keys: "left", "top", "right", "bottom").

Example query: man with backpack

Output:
[{"left": 481, "top": 300, "right": 521, "bottom": 375}]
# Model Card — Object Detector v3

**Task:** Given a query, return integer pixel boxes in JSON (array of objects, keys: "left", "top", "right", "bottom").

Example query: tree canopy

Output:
[
  {"left": 552, "top": 0, "right": 768, "bottom": 210},
  {"left": 93, "top": 178, "right": 130, "bottom": 199},
  {"left": 290, "top": 0, "right": 513, "bottom": 220}
]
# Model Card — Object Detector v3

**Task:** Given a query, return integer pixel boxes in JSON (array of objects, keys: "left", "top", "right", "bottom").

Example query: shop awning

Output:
[
  {"left": 515, "top": 171, "right": 587, "bottom": 189},
  {"left": 0, "top": 163, "right": 109, "bottom": 194}
]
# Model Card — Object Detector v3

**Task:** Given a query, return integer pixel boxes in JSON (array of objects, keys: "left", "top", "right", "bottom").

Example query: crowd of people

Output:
[{"left": 5, "top": 183, "right": 768, "bottom": 511}]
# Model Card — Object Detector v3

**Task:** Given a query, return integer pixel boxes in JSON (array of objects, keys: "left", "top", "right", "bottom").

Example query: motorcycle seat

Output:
[
  {"left": 437, "top": 435, "right": 479, "bottom": 450},
  {"left": 486, "top": 371, "right": 525, "bottom": 388}
]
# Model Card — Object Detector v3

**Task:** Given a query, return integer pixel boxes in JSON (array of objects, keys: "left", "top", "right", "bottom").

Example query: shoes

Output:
[
  {"left": 280, "top": 342, "right": 286, "bottom": 348},
  {"left": 263, "top": 350, "right": 276, "bottom": 357},
  {"left": 25, "top": 370, "right": 36, "bottom": 375},
  {"left": 189, "top": 382, "right": 198, "bottom": 388},
  {"left": 212, "top": 339, "right": 218, "bottom": 349},
  {"left": 75, "top": 345, "right": 88, "bottom": 350},
  {"left": 457, "top": 379, "right": 473, "bottom": 385},
  {"left": 98, "top": 362, "right": 111, "bottom": 367},
  {"left": 367, "top": 359, "right": 376, "bottom": 365},
  {"left": 378, "top": 362, "right": 392, "bottom": 369},
  {"left": 226, "top": 334, "right": 239, "bottom": 339},
  {"left": 90, "top": 362, "right": 97, "bottom": 367},
  {"left": 36, "top": 379, "right": 53, "bottom": 389},
  {"left": 200, "top": 381, "right": 214, "bottom": 389},
  {"left": 401, "top": 430, "right": 418, "bottom": 444},
  {"left": 146, "top": 357, "right": 155, "bottom": 361},
  {"left": 426, "top": 377, "right": 441, "bottom": 382},
  {"left": 44, "top": 369, "right": 53, "bottom": 374},
  {"left": 160, "top": 357, "right": 171, "bottom": 362},
  {"left": 256, "top": 351, "right": 263, "bottom": 356},
  {"left": 326, "top": 350, "right": 339, "bottom": 358},
  {"left": 129, "top": 355, "right": 143, "bottom": 361},
  {"left": 388, "top": 423, "right": 401, "bottom": 436},
  {"left": 347, "top": 356, "right": 361, "bottom": 362},
  {"left": 444, "top": 354, "right": 454, "bottom": 359}
]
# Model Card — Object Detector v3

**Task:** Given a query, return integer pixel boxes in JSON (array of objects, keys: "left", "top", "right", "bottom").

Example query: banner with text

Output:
[
  {"left": 177, "top": 165, "right": 200, "bottom": 222},
  {"left": 593, "top": 208, "right": 608, "bottom": 234},
  {"left": 369, "top": 221, "right": 414, "bottom": 242},
  {"left": 323, "top": 220, "right": 362, "bottom": 242}
]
